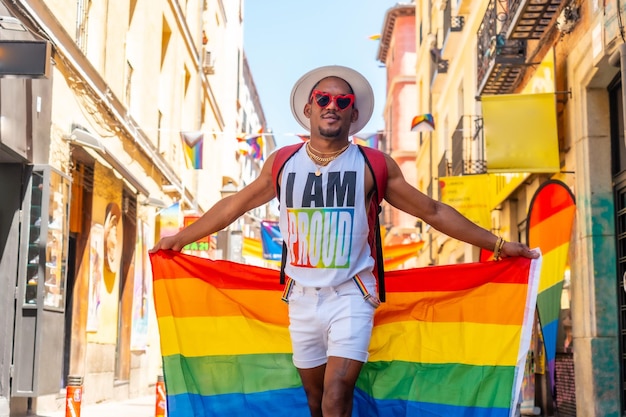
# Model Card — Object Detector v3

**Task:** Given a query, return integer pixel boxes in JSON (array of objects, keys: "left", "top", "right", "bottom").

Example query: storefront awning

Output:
[{"left": 66, "top": 128, "right": 150, "bottom": 196}]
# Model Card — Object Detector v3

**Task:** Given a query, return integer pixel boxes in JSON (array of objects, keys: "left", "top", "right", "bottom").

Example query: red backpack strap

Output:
[
  {"left": 357, "top": 145, "right": 389, "bottom": 301},
  {"left": 272, "top": 143, "right": 304, "bottom": 199},
  {"left": 358, "top": 145, "right": 388, "bottom": 204}
]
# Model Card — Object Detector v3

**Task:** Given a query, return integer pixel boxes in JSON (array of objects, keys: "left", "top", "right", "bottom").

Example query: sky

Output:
[{"left": 243, "top": 0, "right": 402, "bottom": 148}]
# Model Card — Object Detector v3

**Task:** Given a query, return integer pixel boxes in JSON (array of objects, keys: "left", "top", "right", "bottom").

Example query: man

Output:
[{"left": 151, "top": 65, "right": 538, "bottom": 417}]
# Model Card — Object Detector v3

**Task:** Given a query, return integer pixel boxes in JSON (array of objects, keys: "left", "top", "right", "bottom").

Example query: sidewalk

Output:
[{"left": 33, "top": 396, "right": 157, "bottom": 417}]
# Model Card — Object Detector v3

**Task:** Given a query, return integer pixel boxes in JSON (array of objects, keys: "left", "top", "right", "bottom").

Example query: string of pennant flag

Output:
[
  {"left": 179, "top": 112, "right": 437, "bottom": 170},
  {"left": 179, "top": 130, "right": 396, "bottom": 170}
]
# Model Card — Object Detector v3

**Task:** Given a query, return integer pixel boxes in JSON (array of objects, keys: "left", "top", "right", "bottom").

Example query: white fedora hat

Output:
[{"left": 290, "top": 65, "right": 374, "bottom": 136}]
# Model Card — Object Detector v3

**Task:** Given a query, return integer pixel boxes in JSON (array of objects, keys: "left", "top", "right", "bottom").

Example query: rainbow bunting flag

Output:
[
  {"left": 352, "top": 133, "right": 380, "bottom": 149},
  {"left": 237, "top": 134, "right": 264, "bottom": 160},
  {"left": 180, "top": 131, "right": 204, "bottom": 169},
  {"left": 410, "top": 114, "right": 435, "bottom": 132},
  {"left": 151, "top": 251, "right": 541, "bottom": 417}
]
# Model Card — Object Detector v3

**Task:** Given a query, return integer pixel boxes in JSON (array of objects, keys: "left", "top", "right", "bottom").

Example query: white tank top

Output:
[{"left": 278, "top": 144, "right": 375, "bottom": 288}]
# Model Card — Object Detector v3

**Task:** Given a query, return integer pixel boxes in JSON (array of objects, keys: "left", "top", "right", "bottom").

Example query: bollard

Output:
[
  {"left": 0, "top": 396, "right": 9, "bottom": 417},
  {"left": 155, "top": 375, "right": 166, "bottom": 417},
  {"left": 65, "top": 375, "right": 83, "bottom": 417}
]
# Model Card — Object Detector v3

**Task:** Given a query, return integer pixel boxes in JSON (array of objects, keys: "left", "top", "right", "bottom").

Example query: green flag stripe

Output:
[{"left": 163, "top": 354, "right": 514, "bottom": 408}]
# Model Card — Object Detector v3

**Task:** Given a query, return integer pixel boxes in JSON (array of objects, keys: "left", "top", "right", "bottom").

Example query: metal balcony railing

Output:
[
  {"left": 438, "top": 152, "right": 451, "bottom": 179},
  {"left": 476, "top": 0, "right": 527, "bottom": 95},
  {"left": 477, "top": 0, "right": 564, "bottom": 94},
  {"left": 450, "top": 116, "right": 487, "bottom": 176},
  {"left": 466, "top": 117, "right": 487, "bottom": 174},
  {"left": 451, "top": 16, "right": 465, "bottom": 32},
  {"left": 507, "top": 0, "right": 563, "bottom": 39},
  {"left": 451, "top": 117, "right": 464, "bottom": 176},
  {"left": 443, "top": 0, "right": 465, "bottom": 37},
  {"left": 437, "top": 59, "right": 449, "bottom": 74}
]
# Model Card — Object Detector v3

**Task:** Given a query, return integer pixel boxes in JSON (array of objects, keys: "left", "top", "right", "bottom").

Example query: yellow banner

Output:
[
  {"left": 439, "top": 175, "right": 491, "bottom": 229},
  {"left": 482, "top": 93, "right": 559, "bottom": 173}
]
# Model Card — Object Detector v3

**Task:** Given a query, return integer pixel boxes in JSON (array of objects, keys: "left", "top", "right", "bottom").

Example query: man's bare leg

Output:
[
  {"left": 298, "top": 356, "right": 364, "bottom": 417},
  {"left": 298, "top": 364, "right": 326, "bottom": 417}
]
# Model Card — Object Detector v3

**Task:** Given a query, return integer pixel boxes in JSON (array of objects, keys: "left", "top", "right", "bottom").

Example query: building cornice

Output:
[{"left": 377, "top": 3, "right": 416, "bottom": 63}]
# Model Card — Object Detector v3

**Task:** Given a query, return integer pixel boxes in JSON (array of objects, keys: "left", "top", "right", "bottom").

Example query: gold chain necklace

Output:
[
  {"left": 305, "top": 142, "right": 351, "bottom": 176},
  {"left": 308, "top": 141, "right": 350, "bottom": 157}
]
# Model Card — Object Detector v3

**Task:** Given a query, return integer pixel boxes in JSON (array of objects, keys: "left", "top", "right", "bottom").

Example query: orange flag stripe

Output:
[
  {"left": 155, "top": 278, "right": 525, "bottom": 326},
  {"left": 376, "top": 283, "right": 527, "bottom": 326},
  {"left": 528, "top": 205, "right": 576, "bottom": 253},
  {"left": 154, "top": 279, "right": 289, "bottom": 325}
]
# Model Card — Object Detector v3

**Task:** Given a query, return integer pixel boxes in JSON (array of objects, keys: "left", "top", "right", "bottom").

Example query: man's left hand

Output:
[{"left": 501, "top": 241, "right": 540, "bottom": 259}]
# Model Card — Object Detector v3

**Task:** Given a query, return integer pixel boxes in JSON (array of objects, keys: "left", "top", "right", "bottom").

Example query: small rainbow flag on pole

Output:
[{"left": 151, "top": 252, "right": 541, "bottom": 417}]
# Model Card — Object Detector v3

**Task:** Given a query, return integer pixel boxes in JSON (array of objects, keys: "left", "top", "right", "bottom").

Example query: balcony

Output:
[
  {"left": 430, "top": 48, "right": 449, "bottom": 93},
  {"left": 438, "top": 151, "right": 451, "bottom": 178},
  {"left": 451, "top": 116, "right": 487, "bottom": 176},
  {"left": 507, "top": 0, "right": 563, "bottom": 39},
  {"left": 441, "top": 0, "right": 465, "bottom": 58},
  {"left": 476, "top": 0, "right": 527, "bottom": 95},
  {"left": 477, "top": 0, "right": 565, "bottom": 95}
]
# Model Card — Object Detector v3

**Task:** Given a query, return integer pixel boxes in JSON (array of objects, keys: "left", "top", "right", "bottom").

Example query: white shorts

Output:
[{"left": 287, "top": 279, "right": 376, "bottom": 369}]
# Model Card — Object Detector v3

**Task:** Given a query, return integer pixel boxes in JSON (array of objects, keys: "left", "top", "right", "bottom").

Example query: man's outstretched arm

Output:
[
  {"left": 150, "top": 152, "right": 278, "bottom": 252},
  {"left": 382, "top": 154, "right": 537, "bottom": 259}
]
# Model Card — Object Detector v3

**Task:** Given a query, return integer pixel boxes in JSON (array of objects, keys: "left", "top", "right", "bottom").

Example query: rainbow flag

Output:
[
  {"left": 410, "top": 114, "right": 435, "bottom": 132},
  {"left": 352, "top": 133, "right": 380, "bottom": 149},
  {"left": 237, "top": 134, "right": 264, "bottom": 160},
  {"left": 151, "top": 251, "right": 541, "bottom": 417},
  {"left": 527, "top": 180, "right": 575, "bottom": 387},
  {"left": 180, "top": 131, "right": 204, "bottom": 169}
]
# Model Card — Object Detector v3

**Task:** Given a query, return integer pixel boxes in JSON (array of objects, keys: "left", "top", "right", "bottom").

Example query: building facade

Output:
[
  {"left": 0, "top": 0, "right": 266, "bottom": 415},
  {"left": 389, "top": 0, "right": 623, "bottom": 412},
  {"left": 377, "top": 5, "right": 423, "bottom": 257}
]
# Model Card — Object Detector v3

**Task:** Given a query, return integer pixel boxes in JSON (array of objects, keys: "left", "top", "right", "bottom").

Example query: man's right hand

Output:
[{"left": 150, "top": 235, "right": 182, "bottom": 253}]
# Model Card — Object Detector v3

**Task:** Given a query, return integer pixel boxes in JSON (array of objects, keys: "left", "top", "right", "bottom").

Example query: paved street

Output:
[{"left": 29, "top": 396, "right": 157, "bottom": 417}]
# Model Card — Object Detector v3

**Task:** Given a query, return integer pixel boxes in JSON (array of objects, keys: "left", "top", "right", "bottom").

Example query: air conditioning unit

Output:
[{"left": 202, "top": 48, "right": 215, "bottom": 75}]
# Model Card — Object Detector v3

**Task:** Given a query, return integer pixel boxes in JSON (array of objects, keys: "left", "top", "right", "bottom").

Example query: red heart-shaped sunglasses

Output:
[{"left": 309, "top": 89, "right": 355, "bottom": 110}]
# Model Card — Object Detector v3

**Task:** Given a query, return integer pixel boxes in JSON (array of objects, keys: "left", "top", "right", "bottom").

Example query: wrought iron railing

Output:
[
  {"left": 507, "top": 0, "right": 564, "bottom": 39},
  {"left": 451, "top": 117, "right": 464, "bottom": 176},
  {"left": 451, "top": 116, "right": 487, "bottom": 176},
  {"left": 438, "top": 152, "right": 450, "bottom": 178},
  {"left": 476, "top": 0, "right": 527, "bottom": 94}
]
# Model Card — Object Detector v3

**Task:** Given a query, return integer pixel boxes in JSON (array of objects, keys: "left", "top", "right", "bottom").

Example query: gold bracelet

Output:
[
  {"left": 494, "top": 237, "right": 506, "bottom": 260},
  {"left": 493, "top": 237, "right": 503, "bottom": 260}
]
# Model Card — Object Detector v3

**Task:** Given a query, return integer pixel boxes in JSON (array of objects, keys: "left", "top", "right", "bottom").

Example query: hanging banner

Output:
[
  {"left": 482, "top": 93, "right": 559, "bottom": 173},
  {"left": 439, "top": 175, "right": 491, "bottom": 229},
  {"left": 527, "top": 179, "right": 576, "bottom": 392},
  {"left": 260, "top": 220, "right": 283, "bottom": 261},
  {"left": 156, "top": 202, "right": 181, "bottom": 241}
]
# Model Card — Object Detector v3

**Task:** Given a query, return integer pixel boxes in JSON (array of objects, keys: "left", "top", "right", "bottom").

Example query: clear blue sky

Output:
[{"left": 243, "top": 1, "right": 401, "bottom": 148}]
